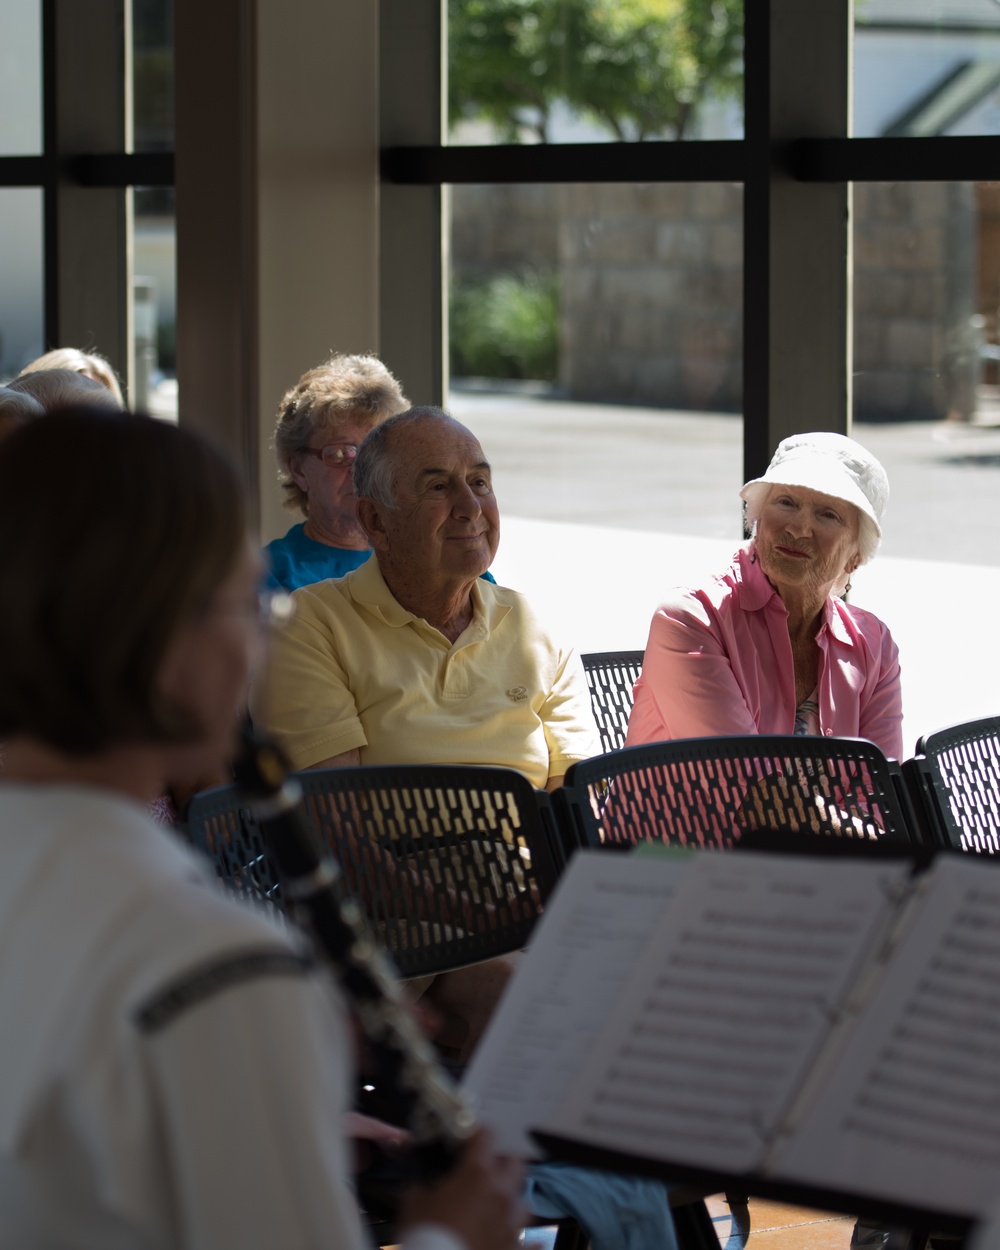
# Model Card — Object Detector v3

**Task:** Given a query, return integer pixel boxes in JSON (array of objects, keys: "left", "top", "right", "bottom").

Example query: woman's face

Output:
[
  {"left": 289, "top": 415, "right": 372, "bottom": 539},
  {"left": 156, "top": 544, "right": 263, "bottom": 782},
  {"left": 755, "top": 485, "right": 861, "bottom": 601}
]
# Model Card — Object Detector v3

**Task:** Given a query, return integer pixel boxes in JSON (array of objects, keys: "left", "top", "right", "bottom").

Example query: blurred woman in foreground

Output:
[{"left": 0, "top": 408, "right": 521, "bottom": 1250}]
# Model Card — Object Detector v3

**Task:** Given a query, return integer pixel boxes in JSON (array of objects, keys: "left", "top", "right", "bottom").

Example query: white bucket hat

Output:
[{"left": 739, "top": 432, "right": 889, "bottom": 539}]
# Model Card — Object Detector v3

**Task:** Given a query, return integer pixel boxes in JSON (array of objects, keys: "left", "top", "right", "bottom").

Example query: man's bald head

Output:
[{"left": 353, "top": 406, "right": 477, "bottom": 508}]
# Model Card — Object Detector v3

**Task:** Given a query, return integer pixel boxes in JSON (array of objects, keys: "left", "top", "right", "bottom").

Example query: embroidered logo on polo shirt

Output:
[{"left": 506, "top": 685, "right": 528, "bottom": 702}]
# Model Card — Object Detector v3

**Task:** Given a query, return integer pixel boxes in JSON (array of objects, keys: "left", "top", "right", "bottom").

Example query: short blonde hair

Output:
[
  {"left": 273, "top": 354, "right": 408, "bottom": 515},
  {"left": 20, "top": 347, "right": 124, "bottom": 407}
]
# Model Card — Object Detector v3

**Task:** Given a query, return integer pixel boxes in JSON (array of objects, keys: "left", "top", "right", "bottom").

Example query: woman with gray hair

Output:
[
  {"left": 264, "top": 353, "right": 409, "bottom": 591},
  {"left": 627, "top": 432, "right": 903, "bottom": 759}
]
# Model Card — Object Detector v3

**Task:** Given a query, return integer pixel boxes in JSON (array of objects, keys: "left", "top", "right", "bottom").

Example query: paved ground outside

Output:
[{"left": 449, "top": 390, "right": 1000, "bottom": 753}]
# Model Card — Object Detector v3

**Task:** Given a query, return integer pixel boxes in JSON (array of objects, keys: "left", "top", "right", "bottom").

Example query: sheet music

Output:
[
  {"left": 462, "top": 849, "right": 691, "bottom": 1157},
  {"left": 544, "top": 852, "right": 910, "bottom": 1174},
  {"left": 778, "top": 856, "right": 1000, "bottom": 1219}
]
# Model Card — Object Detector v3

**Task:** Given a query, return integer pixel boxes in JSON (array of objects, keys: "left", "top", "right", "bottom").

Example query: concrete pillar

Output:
[
  {"left": 175, "top": 0, "right": 379, "bottom": 539},
  {"left": 379, "top": 0, "right": 444, "bottom": 407}
]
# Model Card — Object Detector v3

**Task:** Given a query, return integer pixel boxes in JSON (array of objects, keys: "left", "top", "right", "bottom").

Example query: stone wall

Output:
[
  {"left": 854, "top": 182, "right": 977, "bottom": 421},
  {"left": 450, "top": 180, "right": 978, "bottom": 420},
  {"left": 450, "top": 184, "right": 559, "bottom": 272},
  {"left": 557, "top": 182, "right": 742, "bottom": 411}
]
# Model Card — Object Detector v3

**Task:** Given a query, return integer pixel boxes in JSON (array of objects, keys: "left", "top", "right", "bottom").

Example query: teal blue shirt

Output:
[
  {"left": 262, "top": 522, "right": 496, "bottom": 593},
  {"left": 262, "top": 524, "right": 370, "bottom": 593}
]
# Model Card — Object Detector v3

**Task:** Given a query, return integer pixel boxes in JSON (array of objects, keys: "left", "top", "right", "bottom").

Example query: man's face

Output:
[{"left": 371, "top": 417, "right": 500, "bottom": 583}]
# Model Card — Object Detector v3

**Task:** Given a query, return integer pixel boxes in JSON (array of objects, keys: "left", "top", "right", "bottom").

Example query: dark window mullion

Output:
[
  {"left": 42, "top": 0, "right": 59, "bottom": 349},
  {"left": 742, "top": 0, "right": 771, "bottom": 483},
  {"left": 0, "top": 155, "right": 174, "bottom": 190},
  {"left": 379, "top": 136, "right": 1000, "bottom": 189},
  {"left": 380, "top": 141, "right": 747, "bottom": 185},
  {"left": 0, "top": 157, "right": 51, "bottom": 184},
  {"left": 790, "top": 135, "right": 1000, "bottom": 182},
  {"left": 70, "top": 153, "right": 174, "bottom": 186}
]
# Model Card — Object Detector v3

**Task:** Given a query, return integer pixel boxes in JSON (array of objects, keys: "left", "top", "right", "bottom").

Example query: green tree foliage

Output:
[
  {"left": 448, "top": 0, "right": 743, "bottom": 142},
  {"left": 450, "top": 271, "right": 559, "bottom": 380}
]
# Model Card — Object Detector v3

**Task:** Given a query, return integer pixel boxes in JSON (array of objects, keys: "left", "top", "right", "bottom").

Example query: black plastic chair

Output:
[
  {"left": 558, "top": 735, "right": 922, "bottom": 853},
  {"left": 186, "top": 763, "right": 564, "bottom": 979},
  {"left": 581, "top": 649, "right": 645, "bottom": 754},
  {"left": 903, "top": 715, "right": 1000, "bottom": 853}
]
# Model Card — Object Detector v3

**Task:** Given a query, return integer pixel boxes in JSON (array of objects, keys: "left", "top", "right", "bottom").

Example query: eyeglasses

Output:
[
  {"left": 258, "top": 589, "right": 296, "bottom": 629},
  {"left": 198, "top": 588, "right": 296, "bottom": 629},
  {"left": 301, "top": 442, "right": 360, "bottom": 467}
]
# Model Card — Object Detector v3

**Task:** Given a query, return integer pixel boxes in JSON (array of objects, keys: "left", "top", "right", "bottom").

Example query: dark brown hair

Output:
[{"left": 0, "top": 407, "right": 247, "bottom": 754}]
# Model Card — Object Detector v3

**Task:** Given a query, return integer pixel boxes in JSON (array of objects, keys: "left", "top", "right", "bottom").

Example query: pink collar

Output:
[{"left": 735, "top": 543, "right": 852, "bottom": 643}]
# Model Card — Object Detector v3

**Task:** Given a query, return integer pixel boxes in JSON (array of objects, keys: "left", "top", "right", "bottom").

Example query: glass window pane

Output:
[
  {"left": 853, "top": 179, "right": 1000, "bottom": 559},
  {"left": 132, "top": 0, "right": 174, "bottom": 153},
  {"left": 0, "top": 188, "right": 43, "bottom": 377},
  {"left": 133, "top": 186, "right": 176, "bottom": 418},
  {"left": 854, "top": 4, "right": 1000, "bottom": 137},
  {"left": 447, "top": 181, "right": 743, "bottom": 652},
  {"left": 447, "top": 1, "right": 744, "bottom": 144},
  {"left": 0, "top": 0, "right": 42, "bottom": 155},
  {"left": 852, "top": 180, "right": 1000, "bottom": 738}
]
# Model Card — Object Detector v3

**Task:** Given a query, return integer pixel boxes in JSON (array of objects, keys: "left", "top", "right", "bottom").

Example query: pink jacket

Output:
[{"left": 626, "top": 543, "right": 904, "bottom": 760}]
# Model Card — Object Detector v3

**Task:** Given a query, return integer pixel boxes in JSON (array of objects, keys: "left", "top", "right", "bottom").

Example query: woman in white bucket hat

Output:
[{"left": 626, "top": 432, "right": 902, "bottom": 760}]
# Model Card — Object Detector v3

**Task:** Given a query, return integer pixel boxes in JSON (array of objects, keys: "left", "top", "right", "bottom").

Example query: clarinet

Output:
[{"left": 233, "top": 726, "right": 476, "bottom": 1181}]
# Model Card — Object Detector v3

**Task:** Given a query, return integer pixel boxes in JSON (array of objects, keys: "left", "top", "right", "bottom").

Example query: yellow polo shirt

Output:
[{"left": 250, "top": 558, "right": 600, "bottom": 787}]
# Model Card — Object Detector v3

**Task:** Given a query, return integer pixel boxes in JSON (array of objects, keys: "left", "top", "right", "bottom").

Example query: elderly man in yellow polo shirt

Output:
[
  {"left": 251, "top": 405, "right": 600, "bottom": 1055},
  {"left": 254, "top": 406, "right": 597, "bottom": 786}
]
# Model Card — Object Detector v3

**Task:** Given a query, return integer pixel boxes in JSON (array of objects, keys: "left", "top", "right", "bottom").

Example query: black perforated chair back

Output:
[
  {"left": 904, "top": 716, "right": 1000, "bottom": 853},
  {"left": 180, "top": 786, "right": 281, "bottom": 914},
  {"left": 186, "top": 764, "right": 562, "bottom": 979},
  {"left": 581, "top": 650, "right": 645, "bottom": 753},
  {"left": 559, "top": 735, "right": 919, "bottom": 852}
]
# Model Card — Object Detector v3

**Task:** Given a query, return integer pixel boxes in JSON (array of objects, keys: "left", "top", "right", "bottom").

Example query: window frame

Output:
[
  {"left": 0, "top": 0, "right": 172, "bottom": 396},
  {"left": 3, "top": 0, "right": 1000, "bottom": 488}
]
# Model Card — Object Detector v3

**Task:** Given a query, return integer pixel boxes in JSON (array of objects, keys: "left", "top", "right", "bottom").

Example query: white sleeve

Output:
[{"left": 140, "top": 963, "right": 367, "bottom": 1250}]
